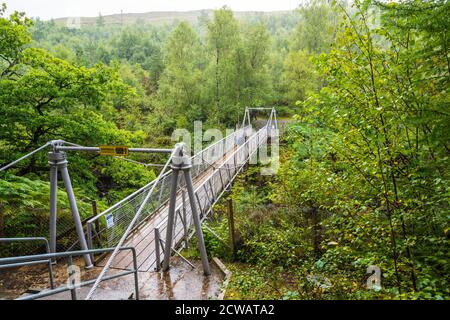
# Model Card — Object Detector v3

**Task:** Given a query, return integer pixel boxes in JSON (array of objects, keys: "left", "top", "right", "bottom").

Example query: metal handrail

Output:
[
  {"left": 85, "top": 127, "right": 250, "bottom": 253},
  {"left": 154, "top": 126, "right": 266, "bottom": 232},
  {"left": 0, "top": 237, "right": 51, "bottom": 256},
  {"left": 0, "top": 237, "right": 55, "bottom": 289},
  {"left": 0, "top": 247, "right": 139, "bottom": 300}
]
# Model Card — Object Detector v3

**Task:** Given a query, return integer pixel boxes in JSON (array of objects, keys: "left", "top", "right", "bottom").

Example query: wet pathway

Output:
[{"left": 1, "top": 256, "right": 224, "bottom": 300}]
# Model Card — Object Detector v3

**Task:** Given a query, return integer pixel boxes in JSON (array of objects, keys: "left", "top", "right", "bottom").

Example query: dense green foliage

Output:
[{"left": 188, "top": 0, "right": 449, "bottom": 300}]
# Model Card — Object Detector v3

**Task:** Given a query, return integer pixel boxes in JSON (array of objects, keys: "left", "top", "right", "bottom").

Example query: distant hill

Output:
[{"left": 52, "top": 10, "right": 294, "bottom": 27}]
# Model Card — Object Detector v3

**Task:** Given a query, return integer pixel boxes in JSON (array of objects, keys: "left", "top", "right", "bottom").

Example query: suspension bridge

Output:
[{"left": 0, "top": 107, "right": 279, "bottom": 300}]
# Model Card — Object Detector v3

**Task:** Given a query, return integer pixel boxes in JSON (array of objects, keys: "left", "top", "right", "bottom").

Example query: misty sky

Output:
[{"left": 4, "top": 0, "right": 301, "bottom": 20}]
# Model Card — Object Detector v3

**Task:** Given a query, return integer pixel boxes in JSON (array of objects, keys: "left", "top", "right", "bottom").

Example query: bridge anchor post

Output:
[
  {"left": 48, "top": 149, "right": 93, "bottom": 268},
  {"left": 162, "top": 143, "right": 211, "bottom": 276}
]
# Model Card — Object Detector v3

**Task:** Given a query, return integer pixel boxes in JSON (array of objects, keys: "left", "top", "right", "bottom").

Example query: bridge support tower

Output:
[
  {"left": 48, "top": 147, "right": 93, "bottom": 268},
  {"left": 162, "top": 143, "right": 211, "bottom": 276}
]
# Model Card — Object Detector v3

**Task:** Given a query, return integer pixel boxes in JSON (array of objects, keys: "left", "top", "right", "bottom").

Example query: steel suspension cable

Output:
[{"left": 0, "top": 142, "right": 51, "bottom": 172}]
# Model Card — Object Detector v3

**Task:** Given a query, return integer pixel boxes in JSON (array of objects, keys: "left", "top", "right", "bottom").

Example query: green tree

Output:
[
  {"left": 237, "top": 22, "right": 273, "bottom": 107},
  {"left": 291, "top": 0, "right": 338, "bottom": 54},
  {"left": 0, "top": 4, "right": 32, "bottom": 79},
  {"left": 0, "top": 5, "right": 144, "bottom": 182},
  {"left": 206, "top": 7, "right": 241, "bottom": 124},
  {"left": 281, "top": 50, "right": 318, "bottom": 106},
  {"left": 280, "top": 0, "right": 338, "bottom": 107},
  {"left": 299, "top": 0, "right": 450, "bottom": 297},
  {"left": 157, "top": 21, "right": 204, "bottom": 127},
  {"left": 112, "top": 27, "right": 164, "bottom": 92}
]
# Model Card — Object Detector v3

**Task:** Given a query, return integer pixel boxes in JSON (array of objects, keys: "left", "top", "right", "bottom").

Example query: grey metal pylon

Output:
[
  {"left": 162, "top": 143, "right": 211, "bottom": 275},
  {"left": 48, "top": 149, "right": 93, "bottom": 268}
]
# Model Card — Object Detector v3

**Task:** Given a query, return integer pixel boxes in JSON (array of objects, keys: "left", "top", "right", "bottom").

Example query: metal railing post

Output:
[
  {"left": 47, "top": 259, "right": 55, "bottom": 289},
  {"left": 86, "top": 222, "right": 94, "bottom": 264},
  {"left": 67, "top": 255, "right": 77, "bottom": 300},
  {"left": 42, "top": 238, "right": 55, "bottom": 289},
  {"left": 131, "top": 248, "right": 139, "bottom": 300},
  {"left": 154, "top": 227, "right": 161, "bottom": 271}
]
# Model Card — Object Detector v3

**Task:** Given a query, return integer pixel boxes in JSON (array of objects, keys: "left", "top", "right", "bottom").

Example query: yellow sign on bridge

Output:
[{"left": 100, "top": 146, "right": 129, "bottom": 157}]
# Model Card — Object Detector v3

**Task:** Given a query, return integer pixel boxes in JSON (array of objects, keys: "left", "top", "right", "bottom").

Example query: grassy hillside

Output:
[{"left": 52, "top": 10, "right": 293, "bottom": 27}]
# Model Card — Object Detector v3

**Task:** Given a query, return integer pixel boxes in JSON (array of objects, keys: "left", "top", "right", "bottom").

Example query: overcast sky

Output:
[{"left": 5, "top": 0, "right": 301, "bottom": 20}]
